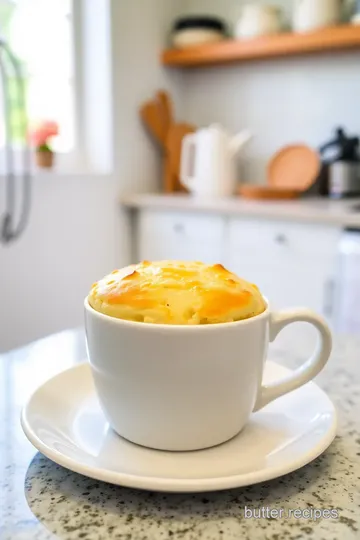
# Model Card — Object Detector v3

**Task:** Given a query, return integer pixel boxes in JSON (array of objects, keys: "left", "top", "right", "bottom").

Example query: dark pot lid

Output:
[{"left": 173, "top": 16, "right": 227, "bottom": 33}]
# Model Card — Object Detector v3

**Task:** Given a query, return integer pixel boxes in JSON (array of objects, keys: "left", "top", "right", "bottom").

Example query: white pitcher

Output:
[
  {"left": 180, "top": 125, "right": 252, "bottom": 198},
  {"left": 293, "top": 0, "right": 344, "bottom": 33}
]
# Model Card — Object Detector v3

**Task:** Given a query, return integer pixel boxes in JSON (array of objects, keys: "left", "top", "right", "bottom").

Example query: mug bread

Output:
[{"left": 88, "top": 260, "right": 266, "bottom": 325}]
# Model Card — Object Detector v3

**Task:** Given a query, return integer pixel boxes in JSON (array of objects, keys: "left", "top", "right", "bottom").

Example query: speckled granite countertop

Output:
[{"left": 0, "top": 329, "right": 359, "bottom": 540}]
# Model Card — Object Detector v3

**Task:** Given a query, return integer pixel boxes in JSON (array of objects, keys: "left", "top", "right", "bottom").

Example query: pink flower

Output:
[
  {"left": 42, "top": 121, "right": 59, "bottom": 137},
  {"left": 29, "top": 120, "right": 59, "bottom": 148}
]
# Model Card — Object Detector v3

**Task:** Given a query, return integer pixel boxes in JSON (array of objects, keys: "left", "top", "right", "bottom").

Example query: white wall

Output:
[
  {"left": 181, "top": 0, "right": 355, "bottom": 24},
  {"left": 0, "top": 174, "right": 120, "bottom": 352},
  {"left": 180, "top": 0, "right": 360, "bottom": 184},
  {"left": 110, "top": 0, "right": 184, "bottom": 190},
  {"left": 0, "top": 0, "right": 184, "bottom": 352}
]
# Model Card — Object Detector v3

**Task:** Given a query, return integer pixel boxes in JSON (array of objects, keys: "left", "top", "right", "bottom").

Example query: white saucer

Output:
[{"left": 21, "top": 361, "right": 337, "bottom": 493}]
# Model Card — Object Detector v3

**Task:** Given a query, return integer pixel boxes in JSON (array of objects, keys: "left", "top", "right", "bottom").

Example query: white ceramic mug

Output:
[{"left": 85, "top": 298, "right": 332, "bottom": 452}]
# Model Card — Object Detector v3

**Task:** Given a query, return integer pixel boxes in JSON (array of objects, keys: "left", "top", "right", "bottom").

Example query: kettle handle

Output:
[
  {"left": 320, "top": 128, "right": 345, "bottom": 154},
  {"left": 180, "top": 133, "right": 197, "bottom": 191}
]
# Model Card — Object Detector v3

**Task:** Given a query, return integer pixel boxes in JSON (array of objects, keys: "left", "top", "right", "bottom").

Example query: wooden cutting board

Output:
[
  {"left": 238, "top": 185, "right": 302, "bottom": 200},
  {"left": 165, "top": 123, "right": 195, "bottom": 193},
  {"left": 268, "top": 144, "right": 320, "bottom": 191}
]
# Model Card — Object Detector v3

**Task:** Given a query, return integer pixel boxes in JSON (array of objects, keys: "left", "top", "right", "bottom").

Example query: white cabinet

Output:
[
  {"left": 135, "top": 210, "right": 341, "bottom": 326},
  {"left": 137, "top": 210, "right": 226, "bottom": 264},
  {"left": 225, "top": 218, "right": 340, "bottom": 320}
]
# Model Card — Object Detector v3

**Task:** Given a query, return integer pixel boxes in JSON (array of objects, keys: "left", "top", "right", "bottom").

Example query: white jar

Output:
[
  {"left": 235, "top": 4, "right": 283, "bottom": 40},
  {"left": 293, "top": 0, "right": 344, "bottom": 33}
]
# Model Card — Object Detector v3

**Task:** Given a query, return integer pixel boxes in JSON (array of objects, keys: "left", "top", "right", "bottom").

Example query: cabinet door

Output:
[
  {"left": 227, "top": 255, "right": 336, "bottom": 351},
  {"left": 137, "top": 210, "right": 226, "bottom": 264},
  {"left": 226, "top": 218, "right": 340, "bottom": 263},
  {"left": 228, "top": 257, "right": 334, "bottom": 317},
  {"left": 226, "top": 218, "right": 340, "bottom": 319}
]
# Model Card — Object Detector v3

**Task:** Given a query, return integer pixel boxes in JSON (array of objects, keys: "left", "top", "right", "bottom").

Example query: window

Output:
[{"left": 0, "top": 0, "right": 75, "bottom": 154}]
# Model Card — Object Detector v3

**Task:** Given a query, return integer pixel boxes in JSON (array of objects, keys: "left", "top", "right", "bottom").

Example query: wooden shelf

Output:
[{"left": 162, "top": 25, "right": 360, "bottom": 67}]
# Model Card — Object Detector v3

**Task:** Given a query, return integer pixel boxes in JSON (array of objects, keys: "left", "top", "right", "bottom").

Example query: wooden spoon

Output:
[
  {"left": 157, "top": 90, "right": 173, "bottom": 136},
  {"left": 139, "top": 100, "right": 167, "bottom": 148}
]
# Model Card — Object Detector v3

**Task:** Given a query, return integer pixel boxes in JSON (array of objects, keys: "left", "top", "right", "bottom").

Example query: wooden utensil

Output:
[
  {"left": 140, "top": 91, "right": 172, "bottom": 148},
  {"left": 140, "top": 102, "right": 166, "bottom": 147},
  {"left": 157, "top": 90, "right": 179, "bottom": 192},
  {"left": 268, "top": 144, "right": 320, "bottom": 191},
  {"left": 157, "top": 90, "right": 173, "bottom": 136},
  {"left": 140, "top": 89, "right": 197, "bottom": 193},
  {"left": 165, "top": 123, "right": 195, "bottom": 193},
  {"left": 238, "top": 185, "right": 302, "bottom": 200}
]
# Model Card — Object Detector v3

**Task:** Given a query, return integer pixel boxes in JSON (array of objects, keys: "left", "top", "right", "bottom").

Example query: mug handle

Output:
[{"left": 253, "top": 309, "right": 332, "bottom": 412}]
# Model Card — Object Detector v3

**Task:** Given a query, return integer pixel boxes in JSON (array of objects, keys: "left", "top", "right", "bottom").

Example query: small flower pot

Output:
[{"left": 35, "top": 149, "right": 54, "bottom": 168}]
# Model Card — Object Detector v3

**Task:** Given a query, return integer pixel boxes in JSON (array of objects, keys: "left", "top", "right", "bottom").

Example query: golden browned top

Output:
[{"left": 88, "top": 260, "right": 266, "bottom": 325}]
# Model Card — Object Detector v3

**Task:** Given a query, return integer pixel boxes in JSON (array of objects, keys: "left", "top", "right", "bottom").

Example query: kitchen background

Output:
[
  {"left": 1, "top": 0, "right": 360, "bottom": 352},
  {"left": 180, "top": 0, "right": 360, "bottom": 184}
]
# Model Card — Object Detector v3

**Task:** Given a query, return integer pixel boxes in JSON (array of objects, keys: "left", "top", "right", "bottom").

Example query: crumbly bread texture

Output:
[{"left": 88, "top": 260, "right": 267, "bottom": 325}]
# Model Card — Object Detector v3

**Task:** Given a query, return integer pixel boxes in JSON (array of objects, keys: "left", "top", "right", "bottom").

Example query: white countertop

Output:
[{"left": 121, "top": 193, "right": 360, "bottom": 228}]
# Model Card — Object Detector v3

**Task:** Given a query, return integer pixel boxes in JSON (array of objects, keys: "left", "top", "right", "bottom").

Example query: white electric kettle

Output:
[{"left": 180, "top": 124, "right": 252, "bottom": 197}]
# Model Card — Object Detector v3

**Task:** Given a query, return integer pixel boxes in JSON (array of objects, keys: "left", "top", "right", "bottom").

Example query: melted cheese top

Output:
[{"left": 88, "top": 260, "right": 266, "bottom": 325}]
